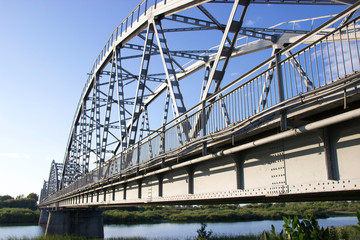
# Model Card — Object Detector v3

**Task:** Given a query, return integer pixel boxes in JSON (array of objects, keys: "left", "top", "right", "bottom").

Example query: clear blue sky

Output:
[{"left": 0, "top": 0, "right": 347, "bottom": 198}]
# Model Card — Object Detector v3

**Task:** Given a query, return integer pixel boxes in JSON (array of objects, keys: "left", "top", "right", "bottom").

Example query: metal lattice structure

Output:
[
  {"left": 46, "top": 160, "right": 63, "bottom": 198},
  {"left": 40, "top": 0, "right": 360, "bottom": 201}
]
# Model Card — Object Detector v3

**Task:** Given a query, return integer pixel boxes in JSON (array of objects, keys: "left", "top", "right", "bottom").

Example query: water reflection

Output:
[
  {"left": 104, "top": 217, "right": 358, "bottom": 239},
  {"left": 0, "top": 217, "right": 357, "bottom": 240}
]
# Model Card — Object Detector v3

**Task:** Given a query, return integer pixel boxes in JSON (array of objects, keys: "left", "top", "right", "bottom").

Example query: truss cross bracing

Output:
[{"left": 39, "top": 0, "right": 359, "bottom": 196}]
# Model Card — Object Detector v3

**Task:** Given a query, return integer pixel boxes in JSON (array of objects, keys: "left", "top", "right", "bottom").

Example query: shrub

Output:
[
  {"left": 263, "top": 215, "right": 330, "bottom": 240},
  {"left": 195, "top": 223, "right": 213, "bottom": 240}
]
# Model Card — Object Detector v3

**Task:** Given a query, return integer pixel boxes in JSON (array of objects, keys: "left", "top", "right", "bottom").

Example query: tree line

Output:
[
  {"left": 0, "top": 193, "right": 39, "bottom": 224},
  {"left": 0, "top": 193, "right": 38, "bottom": 210},
  {"left": 0, "top": 193, "right": 359, "bottom": 226},
  {"left": 102, "top": 201, "right": 360, "bottom": 224}
]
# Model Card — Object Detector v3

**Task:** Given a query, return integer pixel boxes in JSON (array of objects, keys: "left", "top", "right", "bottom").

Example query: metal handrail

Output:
[{"left": 113, "top": 13, "right": 360, "bottom": 173}]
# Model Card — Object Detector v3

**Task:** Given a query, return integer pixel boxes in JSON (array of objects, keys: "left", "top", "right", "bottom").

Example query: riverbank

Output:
[
  {"left": 102, "top": 201, "right": 360, "bottom": 224},
  {"left": 0, "top": 201, "right": 359, "bottom": 225}
]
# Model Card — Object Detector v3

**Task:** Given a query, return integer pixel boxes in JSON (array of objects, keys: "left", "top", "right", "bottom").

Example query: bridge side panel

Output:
[
  {"left": 333, "top": 119, "right": 360, "bottom": 180},
  {"left": 243, "top": 142, "right": 286, "bottom": 190},
  {"left": 143, "top": 176, "right": 159, "bottom": 202},
  {"left": 126, "top": 181, "right": 139, "bottom": 200},
  {"left": 193, "top": 156, "right": 237, "bottom": 194},
  {"left": 284, "top": 131, "right": 328, "bottom": 186},
  {"left": 163, "top": 168, "right": 188, "bottom": 196}
]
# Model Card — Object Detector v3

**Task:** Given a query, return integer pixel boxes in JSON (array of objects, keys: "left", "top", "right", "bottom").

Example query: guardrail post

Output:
[
  {"left": 145, "top": 0, "right": 148, "bottom": 15},
  {"left": 161, "top": 126, "right": 166, "bottom": 168},
  {"left": 136, "top": 142, "right": 140, "bottom": 176},
  {"left": 275, "top": 49, "right": 287, "bottom": 131},
  {"left": 202, "top": 101, "right": 207, "bottom": 156},
  {"left": 119, "top": 153, "right": 123, "bottom": 180},
  {"left": 98, "top": 164, "right": 103, "bottom": 180}
]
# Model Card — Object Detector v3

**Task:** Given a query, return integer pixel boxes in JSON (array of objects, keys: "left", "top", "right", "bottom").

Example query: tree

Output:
[
  {"left": 26, "top": 193, "right": 39, "bottom": 202},
  {"left": 0, "top": 195, "right": 13, "bottom": 201},
  {"left": 15, "top": 194, "right": 24, "bottom": 199}
]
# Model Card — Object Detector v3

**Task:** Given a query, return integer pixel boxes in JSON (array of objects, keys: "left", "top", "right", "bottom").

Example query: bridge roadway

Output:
[{"left": 38, "top": 0, "right": 360, "bottom": 238}]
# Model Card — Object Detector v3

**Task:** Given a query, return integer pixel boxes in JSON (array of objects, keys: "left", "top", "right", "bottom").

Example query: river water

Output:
[{"left": 0, "top": 216, "right": 357, "bottom": 239}]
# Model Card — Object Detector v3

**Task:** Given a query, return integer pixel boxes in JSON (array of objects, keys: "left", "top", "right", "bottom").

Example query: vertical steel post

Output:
[
  {"left": 323, "top": 127, "right": 340, "bottom": 180},
  {"left": 137, "top": 180, "right": 142, "bottom": 199},
  {"left": 161, "top": 125, "right": 166, "bottom": 168},
  {"left": 123, "top": 183, "right": 127, "bottom": 200},
  {"left": 186, "top": 166, "right": 194, "bottom": 194},
  {"left": 275, "top": 49, "right": 287, "bottom": 131},
  {"left": 202, "top": 101, "right": 207, "bottom": 156},
  {"left": 136, "top": 142, "right": 140, "bottom": 176},
  {"left": 157, "top": 174, "right": 163, "bottom": 197}
]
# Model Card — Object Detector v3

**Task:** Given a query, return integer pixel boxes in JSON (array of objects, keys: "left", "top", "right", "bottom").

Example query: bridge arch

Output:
[
  {"left": 46, "top": 160, "right": 63, "bottom": 198},
  {"left": 39, "top": 0, "right": 360, "bottom": 207}
]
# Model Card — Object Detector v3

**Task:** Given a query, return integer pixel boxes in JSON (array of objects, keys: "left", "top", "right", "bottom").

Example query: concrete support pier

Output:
[
  {"left": 45, "top": 208, "right": 104, "bottom": 238},
  {"left": 38, "top": 210, "right": 49, "bottom": 225}
]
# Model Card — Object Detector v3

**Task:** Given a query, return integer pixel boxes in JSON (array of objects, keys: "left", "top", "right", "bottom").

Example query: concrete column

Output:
[
  {"left": 45, "top": 208, "right": 104, "bottom": 238},
  {"left": 38, "top": 210, "right": 49, "bottom": 225}
]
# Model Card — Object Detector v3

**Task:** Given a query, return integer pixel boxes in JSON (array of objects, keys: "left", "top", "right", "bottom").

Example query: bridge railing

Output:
[
  {"left": 108, "top": 15, "right": 360, "bottom": 172},
  {"left": 85, "top": 14, "right": 360, "bottom": 184},
  {"left": 41, "top": 10, "right": 360, "bottom": 204}
]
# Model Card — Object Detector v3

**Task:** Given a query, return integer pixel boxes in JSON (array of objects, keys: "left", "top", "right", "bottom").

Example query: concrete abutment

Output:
[{"left": 44, "top": 208, "right": 103, "bottom": 238}]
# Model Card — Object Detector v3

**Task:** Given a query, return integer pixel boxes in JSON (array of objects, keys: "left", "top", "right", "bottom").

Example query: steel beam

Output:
[
  {"left": 128, "top": 23, "right": 155, "bottom": 147},
  {"left": 115, "top": 47, "right": 128, "bottom": 153}
]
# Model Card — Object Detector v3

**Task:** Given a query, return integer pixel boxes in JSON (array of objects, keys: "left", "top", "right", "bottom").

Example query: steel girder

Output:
[{"left": 58, "top": 0, "right": 355, "bottom": 189}]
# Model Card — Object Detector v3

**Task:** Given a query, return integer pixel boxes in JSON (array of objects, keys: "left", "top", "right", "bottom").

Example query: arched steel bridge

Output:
[{"left": 40, "top": 0, "right": 360, "bottom": 208}]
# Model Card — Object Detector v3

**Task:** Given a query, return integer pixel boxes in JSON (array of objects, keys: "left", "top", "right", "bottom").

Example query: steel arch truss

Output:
[
  {"left": 58, "top": 0, "right": 357, "bottom": 188},
  {"left": 44, "top": 160, "right": 63, "bottom": 198}
]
